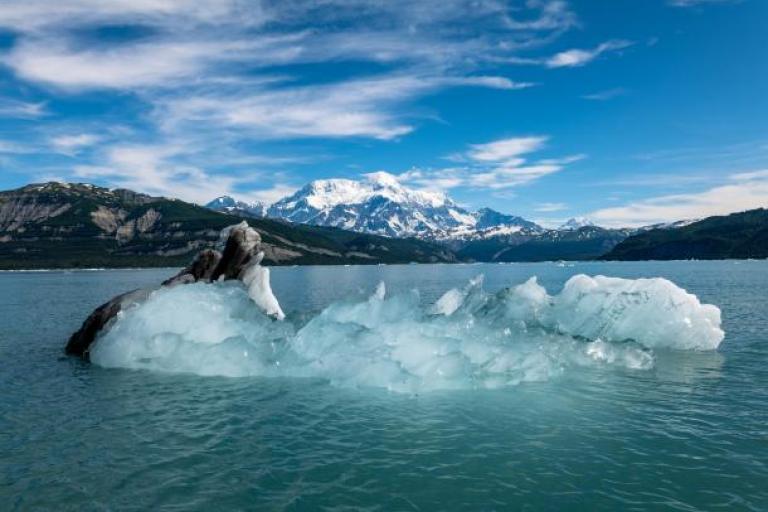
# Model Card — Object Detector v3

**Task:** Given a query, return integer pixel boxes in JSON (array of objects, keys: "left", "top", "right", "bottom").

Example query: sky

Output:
[{"left": 0, "top": 0, "right": 766, "bottom": 228}]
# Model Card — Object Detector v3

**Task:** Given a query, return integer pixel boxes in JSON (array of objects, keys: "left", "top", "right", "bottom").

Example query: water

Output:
[{"left": 1, "top": 261, "right": 767, "bottom": 511}]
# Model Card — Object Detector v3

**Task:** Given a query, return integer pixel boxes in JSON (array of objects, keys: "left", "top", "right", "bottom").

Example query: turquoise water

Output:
[{"left": 1, "top": 261, "right": 767, "bottom": 511}]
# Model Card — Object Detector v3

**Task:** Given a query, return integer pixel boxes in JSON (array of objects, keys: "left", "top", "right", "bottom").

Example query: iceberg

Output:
[
  {"left": 66, "top": 221, "right": 283, "bottom": 358},
  {"left": 88, "top": 266, "right": 724, "bottom": 393}
]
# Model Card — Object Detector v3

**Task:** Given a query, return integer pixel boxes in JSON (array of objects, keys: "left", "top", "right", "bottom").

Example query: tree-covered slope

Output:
[
  {"left": 0, "top": 182, "right": 457, "bottom": 269},
  {"left": 457, "top": 226, "right": 631, "bottom": 262},
  {"left": 602, "top": 208, "right": 768, "bottom": 260}
]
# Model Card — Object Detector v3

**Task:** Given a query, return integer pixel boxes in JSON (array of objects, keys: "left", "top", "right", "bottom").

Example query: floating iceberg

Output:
[{"left": 89, "top": 270, "right": 724, "bottom": 393}]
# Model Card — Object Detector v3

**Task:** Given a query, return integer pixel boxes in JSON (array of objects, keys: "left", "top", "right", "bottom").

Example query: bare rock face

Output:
[
  {"left": 162, "top": 249, "right": 222, "bottom": 286},
  {"left": 212, "top": 222, "right": 260, "bottom": 280},
  {"left": 65, "top": 289, "right": 153, "bottom": 359},
  {"left": 66, "top": 221, "right": 264, "bottom": 359}
]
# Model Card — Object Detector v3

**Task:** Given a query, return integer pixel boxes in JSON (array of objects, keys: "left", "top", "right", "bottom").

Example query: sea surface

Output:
[{"left": 1, "top": 261, "right": 767, "bottom": 511}]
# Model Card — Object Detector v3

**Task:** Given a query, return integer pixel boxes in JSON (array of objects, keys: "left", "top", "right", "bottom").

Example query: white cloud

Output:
[
  {"left": 69, "top": 139, "right": 304, "bottom": 205},
  {"left": 73, "top": 143, "right": 243, "bottom": 204},
  {"left": 589, "top": 169, "right": 768, "bottom": 227},
  {"left": 730, "top": 169, "right": 768, "bottom": 181},
  {"left": 158, "top": 74, "right": 522, "bottom": 140},
  {"left": 242, "top": 184, "right": 297, "bottom": 206},
  {"left": 4, "top": 38, "right": 269, "bottom": 90},
  {"left": 535, "top": 202, "right": 568, "bottom": 212},
  {"left": 0, "top": 98, "right": 47, "bottom": 118},
  {"left": 1, "top": 1, "right": 573, "bottom": 90},
  {"left": 468, "top": 136, "right": 548, "bottom": 162},
  {"left": 50, "top": 133, "right": 100, "bottom": 155},
  {"left": 668, "top": 0, "right": 737, "bottom": 6},
  {"left": 582, "top": 87, "right": 628, "bottom": 101},
  {"left": 0, "top": 140, "right": 34, "bottom": 154},
  {"left": 0, "top": 0, "right": 583, "bottom": 199},
  {"left": 0, "top": 0, "right": 556, "bottom": 158},
  {"left": 546, "top": 40, "right": 632, "bottom": 68},
  {"left": 0, "top": 1, "right": 267, "bottom": 32},
  {"left": 402, "top": 136, "right": 579, "bottom": 191}
]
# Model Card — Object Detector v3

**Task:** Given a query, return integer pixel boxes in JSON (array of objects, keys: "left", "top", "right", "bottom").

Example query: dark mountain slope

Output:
[
  {"left": 0, "top": 182, "right": 457, "bottom": 269},
  {"left": 602, "top": 208, "right": 768, "bottom": 260},
  {"left": 458, "top": 226, "right": 631, "bottom": 262}
]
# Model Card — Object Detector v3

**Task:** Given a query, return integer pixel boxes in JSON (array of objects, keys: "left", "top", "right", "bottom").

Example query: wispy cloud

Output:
[
  {"left": 50, "top": 133, "right": 100, "bottom": 155},
  {"left": 402, "top": 136, "right": 582, "bottom": 191},
  {"left": 0, "top": 0, "right": 634, "bottom": 204},
  {"left": 668, "top": 0, "right": 739, "bottom": 7},
  {"left": 0, "top": 140, "right": 36, "bottom": 154},
  {"left": 242, "top": 184, "right": 298, "bottom": 205},
  {"left": 535, "top": 202, "right": 568, "bottom": 212},
  {"left": 4, "top": 37, "right": 271, "bottom": 90},
  {"left": 589, "top": 169, "right": 768, "bottom": 227},
  {"left": 546, "top": 40, "right": 633, "bottom": 68},
  {"left": 0, "top": 1, "right": 269, "bottom": 32},
  {"left": 72, "top": 143, "right": 244, "bottom": 204},
  {"left": 157, "top": 74, "right": 525, "bottom": 140},
  {"left": 1, "top": 1, "right": 573, "bottom": 91},
  {"left": 582, "top": 87, "right": 628, "bottom": 101},
  {"left": 468, "top": 136, "right": 548, "bottom": 162},
  {"left": 0, "top": 0, "right": 580, "bottom": 202},
  {"left": 0, "top": 98, "right": 48, "bottom": 118},
  {"left": 62, "top": 134, "right": 309, "bottom": 205}
]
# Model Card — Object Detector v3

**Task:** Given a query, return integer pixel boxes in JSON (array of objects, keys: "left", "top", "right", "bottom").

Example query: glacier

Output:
[{"left": 90, "top": 273, "right": 724, "bottom": 393}]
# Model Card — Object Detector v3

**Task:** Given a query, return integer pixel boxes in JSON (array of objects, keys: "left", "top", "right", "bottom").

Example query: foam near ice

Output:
[{"left": 90, "top": 273, "right": 724, "bottom": 393}]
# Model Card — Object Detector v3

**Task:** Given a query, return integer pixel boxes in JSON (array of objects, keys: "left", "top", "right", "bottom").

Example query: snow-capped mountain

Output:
[
  {"left": 559, "top": 217, "right": 596, "bottom": 230},
  {"left": 266, "top": 172, "right": 542, "bottom": 239},
  {"left": 206, "top": 196, "right": 267, "bottom": 218}
]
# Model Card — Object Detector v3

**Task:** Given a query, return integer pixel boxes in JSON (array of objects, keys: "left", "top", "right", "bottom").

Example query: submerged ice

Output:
[{"left": 90, "top": 273, "right": 724, "bottom": 393}]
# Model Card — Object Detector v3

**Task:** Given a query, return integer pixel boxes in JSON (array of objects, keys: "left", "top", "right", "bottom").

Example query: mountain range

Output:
[
  {"left": 206, "top": 173, "right": 635, "bottom": 261},
  {"left": 2, "top": 180, "right": 763, "bottom": 269},
  {"left": 208, "top": 172, "right": 546, "bottom": 241},
  {"left": 0, "top": 182, "right": 455, "bottom": 269}
]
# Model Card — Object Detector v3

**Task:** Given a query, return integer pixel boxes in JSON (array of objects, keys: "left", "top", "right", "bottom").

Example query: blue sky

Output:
[{"left": 0, "top": 0, "right": 766, "bottom": 227}]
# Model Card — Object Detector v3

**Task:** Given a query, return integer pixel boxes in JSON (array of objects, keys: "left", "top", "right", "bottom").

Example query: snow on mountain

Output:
[
  {"left": 206, "top": 196, "right": 267, "bottom": 218},
  {"left": 559, "top": 217, "right": 596, "bottom": 230},
  {"left": 267, "top": 172, "right": 542, "bottom": 239},
  {"left": 639, "top": 218, "right": 699, "bottom": 231}
]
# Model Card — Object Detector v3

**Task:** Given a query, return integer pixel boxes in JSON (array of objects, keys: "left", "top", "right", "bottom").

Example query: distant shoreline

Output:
[{"left": 1, "top": 258, "right": 766, "bottom": 273}]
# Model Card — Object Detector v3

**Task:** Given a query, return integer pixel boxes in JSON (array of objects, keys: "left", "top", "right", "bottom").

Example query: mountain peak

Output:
[
  {"left": 207, "top": 195, "right": 237, "bottom": 207},
  {"left": 559, "top": 217, "right": 595, "bottom": 230},
  {"left": 206, "top": 196, "right": 267, "bottom": 218},
  {"left": 205, "top": 174, "right": 540, "bottom": 240},
  {"left": 365, "top": 171, "right": 401, "bottom": 188},
  {"left": 265, "top": 174, "right": 539, "bottom": 239},
  {"left": 284, "top": 173, "right": 450, "bottom": 213}
]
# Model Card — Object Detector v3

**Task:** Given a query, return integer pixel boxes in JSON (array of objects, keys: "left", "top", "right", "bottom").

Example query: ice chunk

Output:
[
  {"left": 90, "top": 272, "right": 725, "bottom": 393},
  {"left": 546, "top": 275, "right": 724, "bottom": 350},
  {"left": 240, "top": 252, "right": 285, "bottom": 320},
  {"left": 432, "top": 276, "right": 483, "bottom": 316},
  {"left": 90, "top": 282, "right": 294, "bottom": 376}
]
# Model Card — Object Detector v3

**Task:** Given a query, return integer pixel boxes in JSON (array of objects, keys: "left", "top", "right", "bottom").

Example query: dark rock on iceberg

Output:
[
  {"left": 66, "top": 221, "right": 268, "bottom": 359},
  {"left": 65, "top": 289, "right": 153, "bottom": 359}
]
